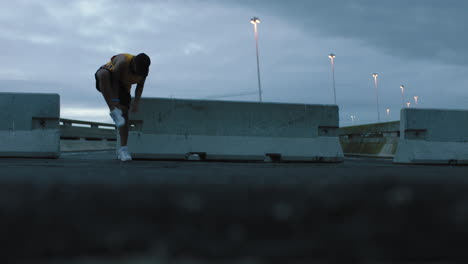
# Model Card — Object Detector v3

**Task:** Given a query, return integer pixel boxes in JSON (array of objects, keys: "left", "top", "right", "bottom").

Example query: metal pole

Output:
[
  {"left": 400, "top": 85, "right": 405, "bottom": 108},
  {"left": 254, "top": 23, "right": 262, "bottom": 102},
  {"left": 331, "top": 57, "right": 336, "bottom": 105},
  {"left": 373, "top": 74, "right": 381, "bottom": 123}
]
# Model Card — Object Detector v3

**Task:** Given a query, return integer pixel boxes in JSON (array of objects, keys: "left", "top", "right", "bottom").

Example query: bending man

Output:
[{"left": 95, "top": 53, "right": 151, "bottom": 161}]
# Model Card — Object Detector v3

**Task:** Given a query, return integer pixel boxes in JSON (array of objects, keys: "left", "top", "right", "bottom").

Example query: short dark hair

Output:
[{"left": 134, "top": 53, "right": 151, "bottom": 76}]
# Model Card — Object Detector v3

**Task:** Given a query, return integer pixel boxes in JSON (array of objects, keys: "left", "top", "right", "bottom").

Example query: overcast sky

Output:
[{"left": 1, "top": 0, "right": 467, "bottom": 126}]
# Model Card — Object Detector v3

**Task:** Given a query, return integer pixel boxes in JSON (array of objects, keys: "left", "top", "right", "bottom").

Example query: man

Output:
[{"left": 95, "top": 53, "right": 151, "bottom": 161}]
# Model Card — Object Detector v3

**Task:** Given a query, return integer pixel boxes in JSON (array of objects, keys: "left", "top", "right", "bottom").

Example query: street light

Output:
[
  {"left": 414, "top": 96, "right": 419, "bottom": 106},
  {"left": 350, "top": 115, "right": 356, "bottom": 125},
  {"left": 406, "top": 102, "right": 411, "bottom": 108},
  {"left": 400, "top": 85, "right": 405, "bottom": 108},
  {"left": 251, "top": 17, "right": 262, "bottom": 102},
  {"left": 386, "top": 108, "right": 390, "bottom": 120},
  {"left": 372, "top": 73, "right": 381, "bottom": 123},
  {"left": 328, "top": 53, "right": 337, "bottom": 105}
]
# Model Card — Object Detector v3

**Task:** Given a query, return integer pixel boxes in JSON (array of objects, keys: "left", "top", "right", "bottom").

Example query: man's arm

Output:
[
  {"left": 131, "top": 79, "right": 145, "bottom": 112},
  {"left": 134, "top": 79, "right": 145, "bottom": 104}
]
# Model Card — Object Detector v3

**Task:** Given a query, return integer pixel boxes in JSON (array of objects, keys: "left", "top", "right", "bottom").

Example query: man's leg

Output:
[
  {"left": 116, "top": 108, "right": 132, "bottom": 161},
  {"left": 96, "top": 69, "right": 120, "bottom": 111},
  {"left": 96, "top": 69, "right": 125, "bottom": 128},
  {"left": 119, "top": 110, "right": 129, "bottom": 147},
  {"left": 115, "top": 87, "right": 132, "bottom": 161}
]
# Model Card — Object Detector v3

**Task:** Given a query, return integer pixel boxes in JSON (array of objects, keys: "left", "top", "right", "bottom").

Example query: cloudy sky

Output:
[{"left": 1, "top": 0, "right": 467, "bottom": 126}]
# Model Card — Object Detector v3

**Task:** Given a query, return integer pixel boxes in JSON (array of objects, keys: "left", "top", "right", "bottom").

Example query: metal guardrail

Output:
[
  {"left": 60, "top": 119, "right": 116, "bottom": 141},
  {"left": 60, "top": 119, "right": 116, "bottom": 129}
]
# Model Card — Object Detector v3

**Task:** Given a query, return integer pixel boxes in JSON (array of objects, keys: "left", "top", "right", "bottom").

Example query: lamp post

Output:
[
  {"left": 328, "top": 53, "right": 336, "bottom": 105},
  {"left": 386, "top": 108, "right": 390, "bottom": 120},
  {"left": 251, "top": 17, "right": 262, "bottom": 102},
  {"left": 414, "top": 96, "right": 419, "bottom": 106},
  {"left": 400, "top": 85, "right": 405, "bottom": 108},
  {"left": 372, "top": 73, "right": 381, "bottom": 123}
]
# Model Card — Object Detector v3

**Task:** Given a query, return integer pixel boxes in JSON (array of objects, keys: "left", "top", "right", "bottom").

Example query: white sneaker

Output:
[
  {"left": 110, "top": 108, "right": 125, "bottom": 128},
  {"left": 117, "top": 146, "right": 132, "bottom": 162}
]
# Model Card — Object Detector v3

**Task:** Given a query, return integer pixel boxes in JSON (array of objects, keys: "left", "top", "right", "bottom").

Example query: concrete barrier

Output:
[
  {"left": 339, "top": 121, "right": 400, "bottom": 158},
  {"left": 128, "top": 98, "right": 344, "bottom": 162},
  {"left": 0, "top": 92, "right": 60, "bottom": 158},
  {"left": 394, "top": 108, "right": 468, "bottom": 164}
]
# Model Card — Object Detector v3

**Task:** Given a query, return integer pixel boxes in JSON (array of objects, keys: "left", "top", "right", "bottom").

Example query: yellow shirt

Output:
[{"left": 101, "top": 53, "right": 134, "bottom": 71}]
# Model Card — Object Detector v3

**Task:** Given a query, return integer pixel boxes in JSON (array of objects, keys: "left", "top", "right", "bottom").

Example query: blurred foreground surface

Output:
[{"left": 1, "top": 151, "right": 468, "bottom": 263}]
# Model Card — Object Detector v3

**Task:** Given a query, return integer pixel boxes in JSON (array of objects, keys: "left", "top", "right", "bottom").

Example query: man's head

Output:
[{"left": 133, "top": 53, "right": 151, "bottom": 77}]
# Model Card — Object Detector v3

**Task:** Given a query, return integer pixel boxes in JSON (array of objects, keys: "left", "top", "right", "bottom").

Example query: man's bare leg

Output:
[
  {"left": 116, "top": 109, "right": 132, "bottom": 161},
  {"left": 97, "top": 69, "right": 125, "bottom": 129},
  {"left": 119, "top": 110, "right": 129, "bottom": 147},
  {"left": 96, "top": 69, "right": 121, "bottom": 111}
]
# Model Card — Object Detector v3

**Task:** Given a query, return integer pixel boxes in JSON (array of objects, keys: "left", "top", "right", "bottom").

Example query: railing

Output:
[{"left": 60, "top": 119, "right": 116, "bottom": 141}]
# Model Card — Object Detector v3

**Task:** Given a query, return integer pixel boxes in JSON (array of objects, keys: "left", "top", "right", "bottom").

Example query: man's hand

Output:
[{"left": 130, "top": 102, "right": 139, "bottom": 113}]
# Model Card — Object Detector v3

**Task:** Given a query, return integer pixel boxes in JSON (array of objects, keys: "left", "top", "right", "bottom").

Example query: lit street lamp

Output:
[
  {"left": 328, "top": 53, "right": 336, "bottom": 105},
  {"left": 250, "top": 17, "right": 262, "bottom": 102},
  {"left": 414, "top": 96, "right": 419, "bottom": 106},
  {"left": 372, "top": 73, "right": 381, "bottom": 123},
  {"left": 406, "top": 102, "right": 411, "bottom": 108},
  {"left": 350, "top": 115, "right": 356, "bottom": 125},
  {"left": 386, "top": 108, "right": 390, "bottom": 120},
  {"left": 400, "top": 85, "right": 405, "bottom": 108}
]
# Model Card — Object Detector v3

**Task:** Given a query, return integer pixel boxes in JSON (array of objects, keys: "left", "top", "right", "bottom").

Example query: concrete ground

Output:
[{"left": 2, "top": 151, "right": 468, "bottom": 263}]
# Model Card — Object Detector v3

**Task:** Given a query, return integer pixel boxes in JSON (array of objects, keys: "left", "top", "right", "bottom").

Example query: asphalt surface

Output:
[{"left": 2, "top": 151, "right": 468, "bottom": 263}]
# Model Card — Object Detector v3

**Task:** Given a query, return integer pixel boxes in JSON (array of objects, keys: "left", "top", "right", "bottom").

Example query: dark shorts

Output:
[{"left": 95, "top": 67, "right": 131, "bottom": 108}]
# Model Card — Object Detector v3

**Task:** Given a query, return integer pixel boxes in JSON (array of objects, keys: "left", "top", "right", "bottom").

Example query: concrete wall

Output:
[
  {"left": 128, "top": 98, "right": 344, "bottom": 162},
  {"left": 394, "top": 108, "right": 468, "bottom": 164},
  {"left": 0, "top": 92, "right": 60, "bottom": 158},
  {"left": 60, "top": 139, "right": 116, "bottom": 152}
]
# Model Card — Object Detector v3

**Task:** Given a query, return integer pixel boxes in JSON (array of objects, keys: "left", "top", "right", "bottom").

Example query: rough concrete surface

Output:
[{"left": 1, "top": 151, "right": 468, "bottom": 263}]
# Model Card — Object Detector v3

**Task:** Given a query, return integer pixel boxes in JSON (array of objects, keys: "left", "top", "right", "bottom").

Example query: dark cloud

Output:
[
  {"left": 1, "top": 0, "right": 466, "bottom": 125},
  {"left": 221, "top": 0, "right": 467, "bottom": 66}
]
